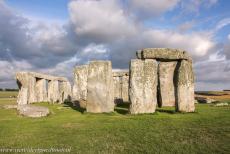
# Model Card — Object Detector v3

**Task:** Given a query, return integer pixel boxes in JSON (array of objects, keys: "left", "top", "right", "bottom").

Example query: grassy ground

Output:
[{"left": 0, "top": 92, "right": 229, "bottom": 154}]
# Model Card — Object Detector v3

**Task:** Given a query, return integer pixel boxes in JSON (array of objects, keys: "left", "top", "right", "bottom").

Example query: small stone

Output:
[{"left": 17, "top": 105, "right": 50, "bottom": 118}]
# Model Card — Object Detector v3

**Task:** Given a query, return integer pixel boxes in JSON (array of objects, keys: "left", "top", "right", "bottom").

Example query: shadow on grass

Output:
[
  {"left": 64, "top": 101, "right": 86, "bottom": 113},
  {"left": 156, "top": 108, "right": 176, "bottom": 114},
  {"left": 114, "top": 102, "right": 130, "bottom": 115}
]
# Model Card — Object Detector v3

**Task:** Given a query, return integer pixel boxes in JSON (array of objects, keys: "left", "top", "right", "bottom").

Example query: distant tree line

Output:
[{"left": 0, "top": 88, "right": 19, "bottom": 91}]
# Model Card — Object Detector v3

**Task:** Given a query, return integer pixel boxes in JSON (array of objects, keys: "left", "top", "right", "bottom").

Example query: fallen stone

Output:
[
  {"left": 158, "top": 61, "right": 177, "bottom": 107},
  {"left": 17, "top": 105, "right": 50, "bottom": 118},
  {"left": 175, "top": 60, "right": 195, "bottom": 112},
  {"left": 129, "top": 59, "right": 158, "bottom": 114},
  {"left": 213, "top": 102, "right": 229, "bottom": 107},
  {"left": 195, "top": 97, "right": 216, "bottom": 104},
  {"left": 137, "top": 48, "right": 191, "bottom": 61},
  {"left": 87, "top": 61, "right": 114, "bottom": 113},
  {"left": 3, "top": 105, "right": 17, "bottom": 109}
]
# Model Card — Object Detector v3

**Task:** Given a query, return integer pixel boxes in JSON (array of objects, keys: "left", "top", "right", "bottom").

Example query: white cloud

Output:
[
  {"left": 215, "top": 18, "right": 230, "bottom": 31},
  {"left": 140, "top": 29, "right": 214, "bottom": 57},
  {"left": 127, "top": 0, "right": 180, "bottom": 18},
  {"left": 68, "top": 0, "right": 137, "bottom": 43}
]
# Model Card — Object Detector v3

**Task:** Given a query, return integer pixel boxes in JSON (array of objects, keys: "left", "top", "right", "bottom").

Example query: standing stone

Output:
[
  {"left": 121, "top": 75, "right": 129, "bottom": 102},
  {"left": 16, "top": 72, "right": 37, "bottom": 104},
  {"left": 87, "top": 61, "right": 114, "bottom": 113},
  {"left": 48, "top": 80, "right": 60, "bottom": 103},
  {"left": 129, "top": 59, "right": 158, "bottom": 114},
  {"left": 113, "top": 75, "right": 122, "bottom": 103},
  {"left": 35, "top": 78, "right": 48, "bottom": 102},
  {"left": 158, "top": 62, "right": 177, "bottom": 107},
  {"left": 175, "top": 60, "right": 195, "bottom": 112},
  {"left": 59, "top": 81, "right": 72, "bottom": 103},
  {"left": 73, "top": 65, "right": 88, "bottom": 108}
]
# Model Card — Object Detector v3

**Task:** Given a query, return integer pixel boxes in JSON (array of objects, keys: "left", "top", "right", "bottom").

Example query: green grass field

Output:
[{"left": 0, "top": 92, "right": 229, "bottom": 154}]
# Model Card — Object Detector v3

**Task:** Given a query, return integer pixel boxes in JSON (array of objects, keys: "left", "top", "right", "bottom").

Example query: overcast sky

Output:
[{"left": 0, "top": 0, "right": 230, "bottom": 90}]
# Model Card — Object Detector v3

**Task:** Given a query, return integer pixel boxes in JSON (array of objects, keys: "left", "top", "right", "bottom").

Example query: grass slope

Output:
[{"left": 0, "top": 92, "right": 229, "bottom": 154}]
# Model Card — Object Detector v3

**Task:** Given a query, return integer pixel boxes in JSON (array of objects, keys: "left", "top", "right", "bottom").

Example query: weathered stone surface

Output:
[
  {"left": 122, "top": 75, "right": 129, "bottom": 102},
  {"left": 195, "top": 97, "right": 216, "bottom": 104},
  {"left": 158, "top": 62, "right": 177, "bottom": 107},
  {"left": 16, "top": 72, "right": 71, "bottom": 105},
  {"left": 175, "top": 60, "right": 195, "bottom": 112},
  {"left": 113, "top": 71, "right": 129, "bottom": 103},
  {"left": 113, "top": 75, "right": 121, "bottom": 103},
  {"left": 73, "top": 65, "right": 88, "bottom": 108},
  {"left": 48, "top": 80, "right": 59, "bottom": 103},
  {"left": 87, "top": 61, "right": 114, "bottom": 113},
  {"left": 17, "top": 105, "right": 50, "bottom": 118},
  {"left": 137, "top": 48, "right": 191, "bottom": 61},
  {"left": 59, "top": 81, "right": 72, "bottom": 103},
  {"left": 35, "top": 78, "right": 48, "bottom": 102},
  {"left": 129, "top": 59, "right": 158, "bottom": 114}
]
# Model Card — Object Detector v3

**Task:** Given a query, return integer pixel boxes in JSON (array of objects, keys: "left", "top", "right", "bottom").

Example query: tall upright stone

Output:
[
  {"left": 35, "top": 78, "right": 47, "bottom": 102},
  {"left": 175, "top": 60, "right": 195, "bottom": 112},
  {"left": 113, "top": 71, "right": 129, "bottom": 103},
  {"left": 59, "top": 81, "right": 72, "bottom": 103},
  {"left": 16, "top": 72, "right": 36, "bottom": 104},
  {"left": 48, "top": 80, "right": 60, "bottom": 103},
  {"left": 121, "top": 75, "right": 129, "bottom": 102},
  {"left": 129, "top": 59, "right": 158, "bottom": 114},
  {"left": 73, "top": 65, "right": 88, "bottom": 107},
  {"left": 158, "top": 62, "right": 177, "bottom": 107},
  {"left": 87, "top": 61, "right": 114, "bottom": 113}
]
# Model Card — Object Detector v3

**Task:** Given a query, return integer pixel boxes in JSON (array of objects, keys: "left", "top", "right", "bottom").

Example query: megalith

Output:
[
  {"left": 113, "top": 71, "right": 129, "bottom": 103},
  {"left": 175, "top": 60, "right": 195, "bottom": 112},
  {"left": 35, "top": 78, "right": 48, "bottom": 102},
  {"left": 87, "top": 61, "right": 114, "bottom": 113},
  {"left": 129, "top": 59, "right": 158, "bottom": 114},
  {"left": 130, "top": 48, "right": 195, "bottom": 113},
  {"left": 16, "top": 72, "right": 71, "bottom": 105},
  {"left": 48, "top": 80, "right": 59, "bottom": 103},
  {"left": 158, "top": 62, "right": 177, "bottom": 107},
  {"left": 72, "top": 65, "right": 88, "bottom": 108}
]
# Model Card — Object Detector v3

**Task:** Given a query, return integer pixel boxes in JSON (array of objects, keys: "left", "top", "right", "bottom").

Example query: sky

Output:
[{"left": 0, "top": 0, "right": 230, "bottom": 90}]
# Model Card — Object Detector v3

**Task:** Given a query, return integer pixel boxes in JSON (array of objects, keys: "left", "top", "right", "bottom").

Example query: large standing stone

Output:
[
  {"left": 16, "top": 72, "right": 36, "bottom": 104},
  {"left": 73, "top": 65, "right": 88, "bottom": 107},
  {"left": 48, "top": 80, "right": 59, "bottom": 103},
  {"left": 158, "top": 62, "right": 177, "bottom": 107},
  {"left": 112, "top": 71, "right": 129, "bottom": 103},
  {"left": 59, "top": 81, "right": 72, "bottom": 103},
  {"left": 129, "top": 59, "right": 158, "bottom": 114},
  {"left": 122, "top": 75, "right": 129, "bottom": 102},
  {"left": 113, "top": 75, "right": 122, "bottom": 103},
  {"left": 87, "top": 61, "right": 114, "bottom": 113},
  {"left": 35, "top": 78, "right": 48, "bottom": 102},
  {"left": 175, "top": 60, "right": 195, "bottom": 112}
]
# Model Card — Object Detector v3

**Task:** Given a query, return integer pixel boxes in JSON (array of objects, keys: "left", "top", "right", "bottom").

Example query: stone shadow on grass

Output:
[
  {"left": 114, "top": 102, "right": 130, "bottom": 115},
  {"left": 64, "top": 101, "right": 86, "bottom": 113},
  {"left": 156, "top": 108, "right": 176, "bottom": 114}
]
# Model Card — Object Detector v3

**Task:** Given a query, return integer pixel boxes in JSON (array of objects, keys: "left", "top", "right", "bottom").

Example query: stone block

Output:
[
  {"left": 129, "top": 59, "right": 158, "bottom": 114},
  {"left": 137, "top": 48, "right": 191, "bottom": 61},
  {"left": 87, "top": 61, "right": 114, "bottom": 113},
  {"left": 158, "top": 62, "right": 177, "bottom": 107},
  {"left": 175, "top": 60, "right": 195, "bottom": 112}
]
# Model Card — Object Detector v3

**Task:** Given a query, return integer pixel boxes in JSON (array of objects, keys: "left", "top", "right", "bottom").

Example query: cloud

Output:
[
  {"left": 68, "top": 0, "right": 137, "bottom": 43},
  {"left": 127, "top": 0, "right": 180, "bottom": 19},
  {"left": 180, "top": 0, "right": 219, "bottom": 14},
  {"left": 215, "top": 18, "right": 230, "bottom": 31}
]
